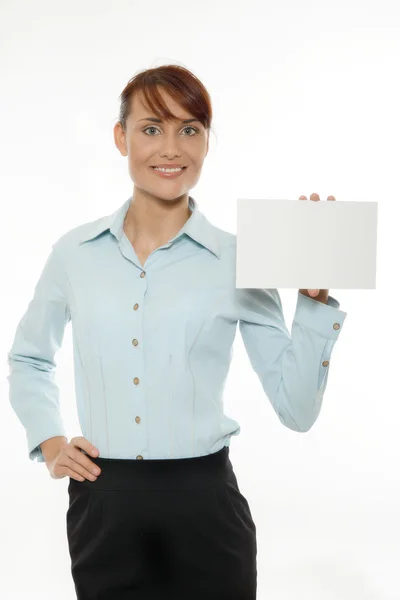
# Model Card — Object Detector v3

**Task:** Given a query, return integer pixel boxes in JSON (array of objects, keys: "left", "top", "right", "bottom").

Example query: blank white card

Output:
[{"left": 236, "top": 199, "right": 378, "bottom": 289}]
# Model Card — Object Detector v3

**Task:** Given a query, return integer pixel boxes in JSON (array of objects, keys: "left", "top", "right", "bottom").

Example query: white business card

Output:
[{"left": 236, "top": 198, "right": 378, "bottom": 289}]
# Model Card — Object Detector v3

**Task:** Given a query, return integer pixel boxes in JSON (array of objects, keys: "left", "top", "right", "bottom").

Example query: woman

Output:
[{"left": 7, "top": 64, "right": 347, "bottom": 599}]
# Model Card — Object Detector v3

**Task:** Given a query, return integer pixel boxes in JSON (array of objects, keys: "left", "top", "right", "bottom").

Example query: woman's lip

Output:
[{"left": 150, "top": 166, "right": 187, "bottom": 178}]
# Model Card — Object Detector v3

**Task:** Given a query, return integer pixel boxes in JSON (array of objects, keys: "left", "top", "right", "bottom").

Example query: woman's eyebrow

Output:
[{"left": 138, "top": 117, "right": 201, "bottom": 124}]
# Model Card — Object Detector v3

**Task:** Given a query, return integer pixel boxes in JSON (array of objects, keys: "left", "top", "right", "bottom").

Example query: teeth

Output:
[{"left": 154, "top": 167, "right": 183, "bottom": 173}]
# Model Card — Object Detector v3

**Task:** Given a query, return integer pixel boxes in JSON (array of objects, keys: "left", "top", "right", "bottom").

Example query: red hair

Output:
[{"left": 117, "top": 64, "right": 213, "bottom": 134}]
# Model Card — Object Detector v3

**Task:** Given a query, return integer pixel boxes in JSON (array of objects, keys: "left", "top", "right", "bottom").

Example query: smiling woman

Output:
[{"left": 6, "top": 60, "right": 347, "bottom": 600}]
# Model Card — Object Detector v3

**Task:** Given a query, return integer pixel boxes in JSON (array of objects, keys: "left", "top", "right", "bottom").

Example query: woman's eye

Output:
[{"left": 143, "top": 126, "right": 198, "bottom": 136}]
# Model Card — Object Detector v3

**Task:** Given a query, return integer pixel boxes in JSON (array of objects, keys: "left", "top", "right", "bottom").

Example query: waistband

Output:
[{"left": 74, "top": 445, "right": 233, "bottom": 491}]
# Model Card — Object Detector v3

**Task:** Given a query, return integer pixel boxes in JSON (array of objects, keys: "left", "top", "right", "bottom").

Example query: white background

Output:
[{"left": 1, "top": 1, "right": 399, "bottom": 598}]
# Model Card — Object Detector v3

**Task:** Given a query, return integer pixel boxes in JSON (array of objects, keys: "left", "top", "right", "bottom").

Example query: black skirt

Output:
[{"left": 66, "top": 445, "right": 257, "bottom": 600}]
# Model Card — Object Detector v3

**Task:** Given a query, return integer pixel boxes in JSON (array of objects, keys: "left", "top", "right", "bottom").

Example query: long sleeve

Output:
[
  {"left": 237, "top": 288, "right": 347, "bottom": 432},
  {"left": 6, "top": 245, "right": 71, "bottom": 463}
]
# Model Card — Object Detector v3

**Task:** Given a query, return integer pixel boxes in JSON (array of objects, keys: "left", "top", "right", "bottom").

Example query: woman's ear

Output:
[{"left": 114, "top": 122, "right": 128, "bottom": 157}]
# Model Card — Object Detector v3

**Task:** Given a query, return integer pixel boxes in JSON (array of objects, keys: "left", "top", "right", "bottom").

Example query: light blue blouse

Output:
[{"left": 7, "top": 195, "right": 347, "bottom": 462}]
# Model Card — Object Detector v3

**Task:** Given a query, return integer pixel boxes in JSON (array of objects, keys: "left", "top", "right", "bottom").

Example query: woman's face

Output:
[{"left": 114, "top": 87, "right": 210, "bottom": 202}]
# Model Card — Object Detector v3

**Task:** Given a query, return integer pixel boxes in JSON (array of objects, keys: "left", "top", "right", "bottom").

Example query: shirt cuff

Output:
[{"left": 294, "top": 291, "right": 347, "bottom": 340}]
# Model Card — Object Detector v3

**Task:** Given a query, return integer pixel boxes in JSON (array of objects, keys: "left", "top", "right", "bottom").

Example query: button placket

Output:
[{"left": 133, "top": 270, "right": 146, "bottom": 459}]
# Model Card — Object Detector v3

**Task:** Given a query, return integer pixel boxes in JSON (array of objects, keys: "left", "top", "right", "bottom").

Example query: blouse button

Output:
[
  {"left": 333, "top": 323, "right": 340, "bottom": 330},
  {"left": 136, "top": 455, "right": 143, "bottom": 460},
  {"left": 133, "top": 377, "right": 140, "bottom": 385},
  {"left": 132, "top": 339, "right": 138, "bottom": 346},
  {"left": 135, "top": 416, "right": 141, "bottom": 424},
  {"left": 133, "top": 303, "right": 139, "bottom": 310},
  {"left": 322, "top": 360, "right": 330, "bottom": 367},
  {"left": 140, "top": 271, "right": 146, "bottom": 278}
]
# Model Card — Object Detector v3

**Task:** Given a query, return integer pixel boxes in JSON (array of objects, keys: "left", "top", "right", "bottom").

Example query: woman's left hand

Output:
[{"left": 298, "top": 193, "right": 336, "bottom": 304}]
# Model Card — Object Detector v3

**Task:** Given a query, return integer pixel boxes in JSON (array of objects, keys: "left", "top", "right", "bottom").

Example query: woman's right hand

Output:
[{"left": 47, "top": 436, "right": 101, "bottom": 482}]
